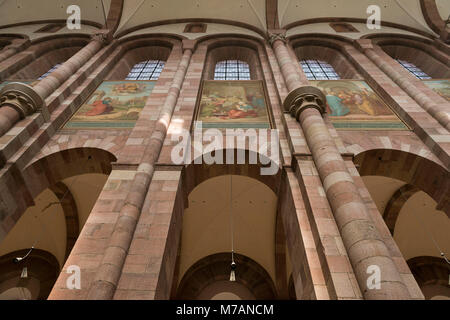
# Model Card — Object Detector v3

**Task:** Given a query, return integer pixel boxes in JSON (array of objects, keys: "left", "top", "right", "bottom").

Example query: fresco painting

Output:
[
  {"left": 422, "top": 79, "right": 450, "bottom": 102},
  {"left": 64, "top": 80, "right": 155, "bottom": 129},
  {"left": 311, "top": 80, "right": 408, "bottom": 130},
  {"left": 196, "top": 80, "right": 271, "bottom": 128}
]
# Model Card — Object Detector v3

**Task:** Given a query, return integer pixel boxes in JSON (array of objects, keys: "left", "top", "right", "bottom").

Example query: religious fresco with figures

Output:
[
  {"left": 64, "top": 80, "right": 155, "bottom": 129},
  {"left": 195, "top": 80, "right": 271, "bottom": 129},
  {"left": 422, "top": 80, "right": 450, "bottom": 102},
  {"left": 311, "top": 80, "right": 408, "bottom": 130}
]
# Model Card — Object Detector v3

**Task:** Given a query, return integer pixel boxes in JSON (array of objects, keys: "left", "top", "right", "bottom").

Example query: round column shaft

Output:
[
  {"left": 0, "top": 34, "right": 107, "bottom": 137},
  {"left": 271, "top": 34, "right": 411, "bottom": 299},
  {"left": 87, "top": 47, "right": 193, "bottom": 300}
]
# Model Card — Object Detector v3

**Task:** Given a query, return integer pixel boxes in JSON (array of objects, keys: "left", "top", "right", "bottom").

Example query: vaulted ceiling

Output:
[
  {"left": 280, "top": 0, "right": 437, "bottom": 34},
  {"left": 0, "top": 0, "right": 111, "bottom": 28},
  {"left": 0, "top": 0, "right": 448, "bottom": 39}
]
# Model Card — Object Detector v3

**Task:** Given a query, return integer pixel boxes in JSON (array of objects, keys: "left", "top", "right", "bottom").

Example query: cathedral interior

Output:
[{"left": 0, "top": 0, "right": 448, "bottom": 300}]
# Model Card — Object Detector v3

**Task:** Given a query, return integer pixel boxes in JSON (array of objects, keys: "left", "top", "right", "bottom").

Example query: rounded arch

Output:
[
  {"left": 420, "top": 0, "right": 448, "bottom": 37},
  {"left": 201, "top": 36, "right": 265, "bottom": 81},
  {"left": 1, "top": 148, "right": 115, "bottom": 269},
  {"left": 105, "top": 36, "right": 179, "bottom": 80},
  {"left": 196, "top": 33, "right": 264, "bottom": 46},
  {"left": 382, "top": 184, "right": 420, "bottom": 234},
  {"left": 288, "top": 35, "right": 362, "bottom": 80},
  {"left": 367, "top": 34, "right": 450, "bottom": 78},
  {"left": 6, "top": 35, "right": 91, "bottom": 81},
  {"left": 0, "top": 34, "right": 29, "bottom": 51},
  {"left": 177, "top": 154, "right": 282, "bottom": 299},
  {"left": 23, "top": 147, "right": 117, "bottom": 200},
  {"left": 48, "top": 182, "right": 79, "bottom": 259},
  {"left": 288, "top": 33, "right": 354, "bottom": 45},
  {"left": 0, "top": 33, "right": 29, "bottom": 40},
  {"left": 354, "top": 149, "right": 449, "bottom": 217},
  {"left": 184, "top": 148, "right": 282, "bottom": 196},
  {"left": 0, "top": 249, "right": 59, "bottom": 300},
  {"left": 407, "top": 256, "right": 450, "bottom": 299},
  {"left": 176, "top": 252, "right": 277, "bottom": 300}
]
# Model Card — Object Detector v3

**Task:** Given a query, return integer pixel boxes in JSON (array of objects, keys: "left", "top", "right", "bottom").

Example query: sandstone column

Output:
[
  {"left": 87, "top": 41, "right": 194, "bottom": 300},
  {"left": 354, "top": 39, "right": 450, "bottom": 131},
  {"left": 270, "top": 33, "right": 411, "bottom": 299},
  {"left": 0, "top": 31, "right": 109, "bottom": 136}
]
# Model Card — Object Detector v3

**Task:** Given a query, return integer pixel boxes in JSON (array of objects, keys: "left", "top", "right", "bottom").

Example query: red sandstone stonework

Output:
[{"left": 0, "top": 5, "right": 448, "bottom": 301}]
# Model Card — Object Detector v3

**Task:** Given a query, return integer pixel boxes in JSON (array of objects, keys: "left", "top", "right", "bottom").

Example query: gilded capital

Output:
[
  {"left": 0, "top": 82, "right": 44, "bottom": 118},
  {"left": 268, "top": 33, "right": 287, "bottom": 46},
  {"left": 283, "top": 86, "right": 327, "bottom": 121}
]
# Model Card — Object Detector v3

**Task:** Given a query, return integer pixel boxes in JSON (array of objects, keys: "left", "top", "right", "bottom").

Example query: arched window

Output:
[
  {"left": 125, "top": 60, "right": 165, "bottom": 80},
  {"left": 396, "top": 59, "right": 431, "bottom": 79},
  {"left": 37, "top": 63, "right": 62, "bottom": 80},
  {"left": 300, "top": 60, "right": 340, "bottom": 80},
  {"left": 214, "top": 60, "right": 251, "bottom": 80}
]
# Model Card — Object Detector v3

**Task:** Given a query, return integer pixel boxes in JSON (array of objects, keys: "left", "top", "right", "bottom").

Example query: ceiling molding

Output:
[
  {"left": 105, "top": 0, "right": 124, "bottom": 35},
  {"left": 420, "top": 0, "right": 445, "bottom": 35},
  {"left": 193, "top": 33, "right": 265, "bottom": 47},
  {"left": 266, "top": 0, "right": 279, "bottom": 30}
]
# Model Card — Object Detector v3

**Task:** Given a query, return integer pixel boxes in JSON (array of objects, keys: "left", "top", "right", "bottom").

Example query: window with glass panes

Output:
[
  {"left": 300, "top": 60, "right": 340, "bottom": 80},
  {"left": 214, "top": 60, "right": 251, "bottom": 80},
  {"left": 396, "top": 60, "right": 431, "bottom": 79},
  {"left": 125, "top": 60, "right": 165, "bottom": 80},
  {"left": 38, "top": 63, "right": 62, "bottom": 80}
]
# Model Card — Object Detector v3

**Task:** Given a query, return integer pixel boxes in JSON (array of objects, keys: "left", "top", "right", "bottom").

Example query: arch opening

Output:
[{"left": 355, "top": 149, "right": 450, "bottom": 299}]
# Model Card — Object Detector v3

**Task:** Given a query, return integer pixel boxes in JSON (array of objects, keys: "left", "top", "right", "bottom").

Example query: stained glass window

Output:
[
  {"left": 38, "top": 64, "right": 62, "bottom": 80},
  {"left": 300, "top": 60, "right": 340, "bottom": 80},
  {"left": 125, "top": 60, "right": 165, "bottom": 80},
  {"left": 396, "top": 59, "right": 431, "bottom": 79},
  {"left": 214, "top": 60, "right": 251, "bottom": 80}
]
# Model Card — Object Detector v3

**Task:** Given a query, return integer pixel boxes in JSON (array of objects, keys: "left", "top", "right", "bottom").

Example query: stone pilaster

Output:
[
  {"left": 86, "top": 46, "right": 193, "bottom": 300},
  {"left": 268, "top": 30, "right": 308, "bottom": 91},
  {"left": 354, "top": 39, "right": 450, "bottom": 131},
  {"left": 32, "top": 31, "right": 109, "bottom": 99}
]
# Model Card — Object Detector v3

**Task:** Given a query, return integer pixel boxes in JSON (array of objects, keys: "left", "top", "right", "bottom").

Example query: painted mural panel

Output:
[
  {"left": 64, "top": 80, "right": 155, "bottom": 129},
  {"left": 311, "top": 80, "right": 408, "bottom": 130},
  {"left": 195, "top": 80, "right": 271, "bottom": 128},
  {"left": 422, "top": 79, "right": 450, "bottom": 102}
]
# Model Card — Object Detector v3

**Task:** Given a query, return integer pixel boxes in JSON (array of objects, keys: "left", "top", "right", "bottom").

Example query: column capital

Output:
[
  {"left": 283, "top": 86, "right": 327, "bottom": 121},
  {"left": 353, "top": 38, "right": 374, "bottom": 52},
  {"left": 268, "top": 29, "right": 287, "bottom": 46},
  {"left": 182, "top": 39, "right": 197, "bottom": 52},
  {"left": 0, "top": 82, "right": 44, "bottom": 118},
  {"left": 90, "top": 29, "right": 112, "bottom": 44}
]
